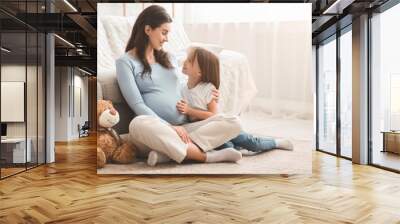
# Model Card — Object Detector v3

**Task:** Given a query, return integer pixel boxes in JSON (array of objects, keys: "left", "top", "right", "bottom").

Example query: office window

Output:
[
  {"left": 390, "top": 74, "right": 400, "bottom": 130},
  {"left": 317, "top": 36, "right": 337, "bottom": 154},
  {"left": 371, "top": 3, "right": 400, "bottom": 171},
  {"left": 340, "top": 28, "right": 352, "bottom": 158}
]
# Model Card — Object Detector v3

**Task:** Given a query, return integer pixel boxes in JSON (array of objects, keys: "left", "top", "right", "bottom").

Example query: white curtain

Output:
[{"left": 177, "top": 3, "right": 313, "bottom": 119}]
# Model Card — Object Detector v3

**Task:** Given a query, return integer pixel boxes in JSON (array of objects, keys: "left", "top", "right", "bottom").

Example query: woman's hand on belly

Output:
[{"left": 171, "top": 125, "right": 191, "bottom": 144}]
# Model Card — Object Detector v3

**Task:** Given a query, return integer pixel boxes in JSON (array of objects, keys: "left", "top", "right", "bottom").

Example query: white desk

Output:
[{"left": 1, "top": 138, "right": 31, "bottom": 163}]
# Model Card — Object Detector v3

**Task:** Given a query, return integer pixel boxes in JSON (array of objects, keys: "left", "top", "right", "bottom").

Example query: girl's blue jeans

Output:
[{"left": 216, "top": 131, "right": 276, "bottom": 152}]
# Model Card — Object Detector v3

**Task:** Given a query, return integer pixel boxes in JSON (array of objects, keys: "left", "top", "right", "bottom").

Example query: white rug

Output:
[{"left": 98, "top": 112, "right": 313, "bottom": 175}]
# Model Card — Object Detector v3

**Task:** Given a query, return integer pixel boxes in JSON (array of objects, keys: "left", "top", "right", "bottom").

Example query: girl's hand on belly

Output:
[{"left": 176, "top": 99, "right": 192, "bottom": 115}]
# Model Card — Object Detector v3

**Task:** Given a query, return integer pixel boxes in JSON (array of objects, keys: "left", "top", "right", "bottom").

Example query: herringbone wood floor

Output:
[{"left": 1, "top": 134, "right": 400, "bottom": 224}]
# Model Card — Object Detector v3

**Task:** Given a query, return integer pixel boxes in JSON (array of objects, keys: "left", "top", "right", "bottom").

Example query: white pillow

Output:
[{"left": 97, "top": 69, "right": 124, "bottom": 103}]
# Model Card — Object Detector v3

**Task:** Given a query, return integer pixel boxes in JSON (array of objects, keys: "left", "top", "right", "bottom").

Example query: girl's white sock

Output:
[
  {"left": 205, "top": 148, "right": 242, "bottom": 163},
  {"left": 147, "top": 151, "right": 171, "bottom": 166}
]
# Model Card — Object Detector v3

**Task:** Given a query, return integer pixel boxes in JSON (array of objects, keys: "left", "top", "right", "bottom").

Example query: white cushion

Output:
[
  {"left": 97, "top": 69, "right": 124, "bottom": 103},
  {"left": 97, "top": 81, "right": 103, "bottom": 100}
]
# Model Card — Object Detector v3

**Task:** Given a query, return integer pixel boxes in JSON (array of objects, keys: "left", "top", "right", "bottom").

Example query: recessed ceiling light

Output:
[
  {"left": 54, "top": 34, "right": 75, "bottom": 48},
  {"left": 1, "top": 47, "right": 11, "bottom": 53},
  {"left": 78, "top": 67, "right": 92, "bottom": 76},
  {"left": 323, "top": 0, "right": 355, "bottom": 15},
  {"left": 63, "top": 0, "right": 78, "bottom": 12}
]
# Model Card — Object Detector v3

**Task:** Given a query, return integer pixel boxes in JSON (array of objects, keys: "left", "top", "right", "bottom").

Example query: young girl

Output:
[
  {"left": 176, "top": 47, "right": 293, "bottom": 153},
  {"left": 147, "top": 47, "right": 293, "bottom": 166}
]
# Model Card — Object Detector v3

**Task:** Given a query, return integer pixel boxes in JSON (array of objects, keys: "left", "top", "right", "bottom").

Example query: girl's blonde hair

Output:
[{"left": 188, "top": 47, "right": 220, "bottom": 89}]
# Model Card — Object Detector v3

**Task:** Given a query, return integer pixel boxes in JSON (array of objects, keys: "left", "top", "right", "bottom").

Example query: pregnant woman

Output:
[{"left": 116, "top": 5, "right": 242, "bottom": 165}]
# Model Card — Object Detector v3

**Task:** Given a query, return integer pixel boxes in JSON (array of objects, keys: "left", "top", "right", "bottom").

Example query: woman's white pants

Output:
[{"left": 128, "top": 114, "right": 241, "bottom": 163}]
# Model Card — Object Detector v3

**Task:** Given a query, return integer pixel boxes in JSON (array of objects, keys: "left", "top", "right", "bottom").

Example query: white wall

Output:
[
  {"left": 1, "top": 65, "right": 26, "bottom": 136},
  {"left": 55, "top": 66, "right": 69, "bottom": 141},
  {"left": 54, "top": 67, "right": 89, "bottom": 141},
  {"left": 72, "top": 74, "right": 89, "bottom": 138}
]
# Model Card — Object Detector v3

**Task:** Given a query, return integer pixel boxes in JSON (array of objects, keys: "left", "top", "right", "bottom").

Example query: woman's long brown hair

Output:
[
  {"left": 189, "top": 47, "right": 220, "bottom": 89},
  {"left": 125, "top": 5, "right": 173, "bottom": 78}
]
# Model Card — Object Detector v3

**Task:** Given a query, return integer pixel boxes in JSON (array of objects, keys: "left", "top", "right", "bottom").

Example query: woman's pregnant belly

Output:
[{"left": 142, "top": 91, "right": 187, "bottom": 125}]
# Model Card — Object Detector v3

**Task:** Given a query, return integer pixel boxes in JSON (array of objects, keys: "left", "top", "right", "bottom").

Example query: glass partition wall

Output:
[{"left": 0, "top": 1, "right": 46, "bottom": 179}]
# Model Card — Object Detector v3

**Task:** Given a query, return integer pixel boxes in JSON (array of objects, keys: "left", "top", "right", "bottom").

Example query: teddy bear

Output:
[{"left": 97, "top": 100, "right": 136, "bottom": 168}]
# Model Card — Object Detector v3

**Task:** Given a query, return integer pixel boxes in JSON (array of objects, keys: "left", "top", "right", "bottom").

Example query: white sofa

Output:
[{"left": 97, "top": 16, "right": 257, "bottom": 134}]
